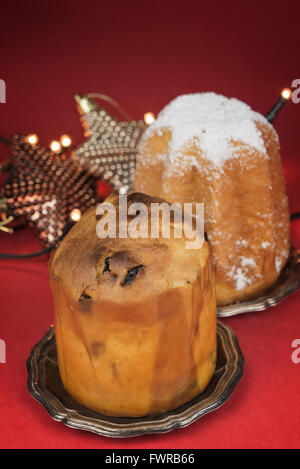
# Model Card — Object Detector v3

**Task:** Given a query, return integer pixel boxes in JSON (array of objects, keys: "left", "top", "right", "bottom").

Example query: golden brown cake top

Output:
[{"left": 49, "top": 193, "right": 209, "bottom": 304}]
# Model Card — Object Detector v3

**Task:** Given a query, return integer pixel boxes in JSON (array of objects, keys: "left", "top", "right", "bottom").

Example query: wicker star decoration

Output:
[
  {"left": 72, "top": 94, "right": 147, "bottom": 194},
  {"left": 0, "top": 134, "right": 97, "bottom": 246}
]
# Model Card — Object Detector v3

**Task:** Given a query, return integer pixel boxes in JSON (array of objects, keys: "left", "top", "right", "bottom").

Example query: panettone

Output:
[
  {"left": 49, "top": 192, "right": 217, "bottom": 417},
  {"left": 133, "top": 93, "right": 290, "bottom": 305}
]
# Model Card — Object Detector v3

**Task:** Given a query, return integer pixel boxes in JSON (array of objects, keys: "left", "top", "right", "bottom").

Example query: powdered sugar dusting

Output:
[
  {"left": 275, "top": 249, "right": 289, "bottom": 273},
  {"left": 240, "top": 256, "right": 256, "bottom": 268},
  {"left": 138, "top": 153, "right": 165, "bottom": 167},
  {"left": 146, "top": 92, "right": 272, "bottom": 167},
  {"left": 226, "top": 256, "right": 258, "bottom": 290},
  {"left": 227, "top": 266, "right": 252, "bottom": 291}
]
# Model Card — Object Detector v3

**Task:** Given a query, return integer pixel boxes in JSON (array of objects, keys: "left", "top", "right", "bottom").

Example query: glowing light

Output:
[
  {"left": 60, "top": 134, "right": 72, "bottom": 147},
  {"left": 281, "top": 88, "right": 292, "bottom": 100},
  {"left": 50, "top": 140, "right": 62, "bottom": 153},
  {"left": 70, "top": 208, "right": 81, "bottom": 222},
  {"left": 26, "top": 134, "right": 38, "bottom": 145},
  {"left": 144, "top": 112, "right": 155, "bottom": 125}
]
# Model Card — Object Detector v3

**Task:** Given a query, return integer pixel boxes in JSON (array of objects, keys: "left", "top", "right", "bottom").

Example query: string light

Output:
[
  {"left": 70, "top": 208, "right": 81, "bottom": 222},
  {"left": 265, "top": 87, "right": 292, "bottom": 123},
  {"left": 144, "top": 112, "right": 155, "bottom": 125},
  {"left": 50, "top": 140, "right": 62, "bottom": 153},
  {"left": 26, "top": 134, "right": 38, "bottom": 146},
  {"left": 281, "top": 88, "right": 292, "bottom": 100},
  {"left": 60, "top": 134, "right": 72, "bottom": 148}
]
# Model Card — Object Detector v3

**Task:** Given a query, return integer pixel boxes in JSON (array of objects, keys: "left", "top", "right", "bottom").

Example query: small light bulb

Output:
[
  {"left": 70, "top": 208, "right": 81, "bottom": 222},
  {"left": 50, "top": 140, "right": 62, "bottom": 153},
  {"left": 144, "top": 112, "right": 155, "bottom": 125},
  {"left": 281, "top": 88, "right": 292, "bottom": 100},
  {"left": 60, "top": 134, "right": 72, "bottom": 148},
  {"left": 26, "top": 134, "right": 38, "bottom": 145}
]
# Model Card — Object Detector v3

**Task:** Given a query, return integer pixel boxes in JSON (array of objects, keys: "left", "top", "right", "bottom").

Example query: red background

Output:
[{"left": 0, "top": 0, "right": 300, "bottom": 449}]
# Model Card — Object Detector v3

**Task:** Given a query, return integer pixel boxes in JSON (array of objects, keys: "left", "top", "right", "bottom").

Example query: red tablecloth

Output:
[{"left": 0, "top": 0, "right": 300, "bottom": 449}]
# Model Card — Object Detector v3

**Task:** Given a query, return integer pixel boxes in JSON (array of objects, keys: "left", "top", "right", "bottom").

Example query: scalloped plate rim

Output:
[
  {"left": 26, "top": 321, "right": 244, "bottom": 438},
  {"left": 217, "top": 247, "right": 300, "bottom": 318}
]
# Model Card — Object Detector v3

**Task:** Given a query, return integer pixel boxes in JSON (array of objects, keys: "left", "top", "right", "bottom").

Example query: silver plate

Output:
[
  {"left": 26, "top": 321, "right": 244, "bottom": 438},
  {"left": 217, "top": 248, "right": 300, "bottom": 318}
]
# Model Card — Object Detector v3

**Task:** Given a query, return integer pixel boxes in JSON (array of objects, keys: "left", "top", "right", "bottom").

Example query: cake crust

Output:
[
  {"left": 133, "top": 93, "right": 290, "bottom": 305},
  {"left": 49, "top": 193, "right": 217, "bottom": 416}
]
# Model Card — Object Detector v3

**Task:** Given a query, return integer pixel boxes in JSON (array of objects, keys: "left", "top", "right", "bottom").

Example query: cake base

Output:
[
  {"left": 26, "top": 321, "right": 244, "bottom": 438},
  {"left": 217, "top": 247, "right": 300, "bottom": 317}
]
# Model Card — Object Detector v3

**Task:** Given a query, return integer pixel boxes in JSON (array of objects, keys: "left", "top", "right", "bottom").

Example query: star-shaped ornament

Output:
[
  {"left": 73, "top": 94, "right": 147, "bottom": 194},
  {"left": 0, "top": 134, "right": 97, "bottom": 246}
]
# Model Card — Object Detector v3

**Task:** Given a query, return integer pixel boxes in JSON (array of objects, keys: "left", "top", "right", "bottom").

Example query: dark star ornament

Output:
[
  {"left": 73, "top": 94, "right": 147, "bottom": 194},
  {"left": 0, "top": 134, "right": 97, "bottom": 246}
]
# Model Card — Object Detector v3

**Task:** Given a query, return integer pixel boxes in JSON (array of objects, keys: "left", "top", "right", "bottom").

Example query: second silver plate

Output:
[
  {"left": 217, "top": 248, "right": 300, "bottom": 318},
  {"left": 27, "top": 321, "right": 244, "bottom": 438}
]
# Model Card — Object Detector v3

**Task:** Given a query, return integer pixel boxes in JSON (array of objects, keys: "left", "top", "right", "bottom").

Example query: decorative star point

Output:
[
  {"left": 73, "top": 94, "right": 146, "bottom": 194},
  {"left": 1, "top": 134, "right": 97, "bottom": 246}
]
